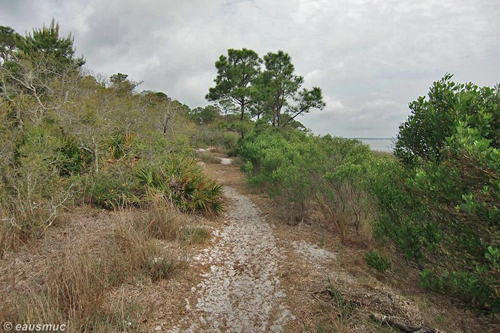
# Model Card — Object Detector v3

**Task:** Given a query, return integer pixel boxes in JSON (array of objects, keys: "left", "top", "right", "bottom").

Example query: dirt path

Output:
[
  {"left": 165, "top": 157, "right": 490, "bottom": 333},
  {"left": 170, "top": 185, "right": 293, "bottom": 332}
]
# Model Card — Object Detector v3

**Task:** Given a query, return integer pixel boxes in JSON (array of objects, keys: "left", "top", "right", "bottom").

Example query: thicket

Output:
[
  {"left": 237, "top": 76, "right": 500, "bottom": 313},
  {"left": 385, "top": 75, "right": 500, "bottom": 313},
  {"left": 238, "top": 122, "right": 375, "bottom": 242},
  {"left": 0, "top": 22, "right": 223, "bottom": 257}
]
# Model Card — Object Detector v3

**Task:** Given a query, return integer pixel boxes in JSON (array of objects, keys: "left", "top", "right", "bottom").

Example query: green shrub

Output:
[
  {"left": 420, "top": 268, "right": 499, "bottom": 313},
  {"left": 135, "top": 155, "right": 224, "bottom": 216},
  {"left": 222, "top": 131, "right": 240, "bottom": 151},
  {"left": 86, "top": 166, "right": 140, "bottom": 209},
  {"left": 238, "top": 129, "right": 375, "bottom": 232},
  {"left": 364, "top": 250, "right": 391, "bottom": 272},
  {"left": 373, "top": 75, "right": 500, "bottom": 313},
  {"left": 238, "top": 130, "right": 319, "bottom": 222}
]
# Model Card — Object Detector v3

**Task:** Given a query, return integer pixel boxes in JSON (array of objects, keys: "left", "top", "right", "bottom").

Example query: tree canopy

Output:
[
  {"left": 0, "top": 26, "right": 21, "bottom": 63},
  {"left": 206, "top": 48, "right": 261, "bottom": 121},
  {"left": 19, "top": 19, "right": 85, "bottom": 67},
  {"left": 206, "top": 48, "right": 325, "bottom": 128}
]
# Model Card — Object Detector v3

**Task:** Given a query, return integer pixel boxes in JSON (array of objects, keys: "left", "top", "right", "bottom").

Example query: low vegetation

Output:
[
  {"left": 0, "top": 203, "right": 202, "bottom": 331},
  {"left": 236, "top": 76, "right": 499, "bottom": 314},
  {"left": 0, "top": 21, "right": 223, "bottom": 258},
  {"left": 0, "top": 21, "right": 219, "bottom": 331},
  {"left": 1, "top": 19, "right": 498, "bottom": 331}
]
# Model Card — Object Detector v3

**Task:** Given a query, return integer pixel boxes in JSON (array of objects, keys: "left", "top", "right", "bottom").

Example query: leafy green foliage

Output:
[
  {"left": 135, "top": 155, "right": 224, "bottom": 216},
  {"left": 395, "top": 73, "right": 500, "bottom": 164},
  {"left": 0, "top": 25, "right": 22, "bottom": 63},
  {"left": 364, "top": 251, "right": 391, "bottom": 272},
  {"left": 375, "top": 75, "right": 500, "bottom": 312},
  {"left": 420, "top": 268, "right": 499, "bottom": 313},
  {"left": 238, "top": 128, "right": 374, "bottom": 232},
  {"left": 86, "top": 166, "right": 139, "bottom": 209},
  {"left": 188, "top": 105, "right": 220, "bottom": 124},
  {"left": 206, "top": 48, "right": 262, "bottom": 120}
]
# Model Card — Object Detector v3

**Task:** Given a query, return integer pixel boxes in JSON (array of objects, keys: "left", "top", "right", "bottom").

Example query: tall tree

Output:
[
  {"left": 261, "top": 51, "right": 325, "bottom": 127},
  {"left": 206, "top": 48, "right": 261, "bottom": 120},
  {"left": 0, "top": 26, "right": 21, "bottom": 63},
  {"left": 19, "top": 19, "right": 85, "bottom": 67}
]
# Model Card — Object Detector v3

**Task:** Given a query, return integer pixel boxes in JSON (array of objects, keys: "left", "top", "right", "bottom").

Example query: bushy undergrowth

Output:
[
  {"left": 136, "top": 155, "right": 224, "bottom": 216},
  {"left": 0, "top": 23, "right": 223, "bottom": 258},
  {"left": 364, "top": 250, "right": 391, "bottom": 272},
  {"left": 238, "top": 123, "right": 375, "bottom": 239},
  {"left": 381, "top": 75, "right": 500, "bottom": 313},
  {"left": 237, "top": 76, "right": 500, "bottom": 313}
]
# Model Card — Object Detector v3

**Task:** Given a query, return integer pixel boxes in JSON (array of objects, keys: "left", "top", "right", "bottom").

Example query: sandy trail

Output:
[{"left": 170, "top": 186, "right": 293, "bottom": 332}]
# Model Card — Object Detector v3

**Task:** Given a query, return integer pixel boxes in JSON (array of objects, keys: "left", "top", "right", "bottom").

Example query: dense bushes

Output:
[
  {"left": 237, "top": 75, "right": 500, "bottom": 313},
  {"left": 238, "top": 125, "right": 375, "bottom": 239},
  {"left": 191, "top": 116, "right": 250, "bottom": 154},
  {"left": 364, "top": 251, "right": 391, "bottom": 272},
  {"left": 0, "top": 22, "right": 223, "bottom": 258},
  {"left": 380, "top": 75, "right": 500, "bottom": 312},
  {"left": 136, "top": 155, "right": 223, "bottom": 215}
]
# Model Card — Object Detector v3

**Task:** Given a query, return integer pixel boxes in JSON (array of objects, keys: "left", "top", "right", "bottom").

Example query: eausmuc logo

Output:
[{"left": 2, "top": 322, "right": 67, "bottom": 332}]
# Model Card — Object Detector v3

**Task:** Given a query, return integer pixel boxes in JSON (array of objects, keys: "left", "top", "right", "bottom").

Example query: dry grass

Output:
[
  {"left": 181, "top": 226, "right": 211, "bottom": 245},
  {"left": 195, "top": 151, "right": 221, "bottom": 164},
  {"left": 133, "top": 201, "right": 186, "bottom": 240},
  {"left": 0, "top": 203, "right": 196, "bottom": 332},
  {"left": 0, "top": 204, "right": 70, "bottom": 259},
  {"left": 372, "top": 150, "right": 394, "bottom": 158}
]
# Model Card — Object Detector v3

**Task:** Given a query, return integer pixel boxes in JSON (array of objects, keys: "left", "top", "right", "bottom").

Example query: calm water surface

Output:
[{"left": 356, "top": 138, "right": 395, "bottom": 152}]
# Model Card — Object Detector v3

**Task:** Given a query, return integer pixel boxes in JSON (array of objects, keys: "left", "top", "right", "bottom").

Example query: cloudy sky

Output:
[{"left": 2, "top": 0, "right": 498, "bottom": 137}]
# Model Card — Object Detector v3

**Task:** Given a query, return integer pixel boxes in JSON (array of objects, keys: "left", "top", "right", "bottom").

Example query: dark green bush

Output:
[
  {"left": 364, "top": 250, "right": 391, "bottom": 272},
  {"left": 87, "top": 166, "right": 140, "bottom": 209},
  {"left": 420, "top": 268, "right": 499, "bottom": 313},
  {"left": 136, "top": 155, "right": 224, "bottom": 216},
  {"left": 373, "top": 75, "right": 500, "bottom": 313}
]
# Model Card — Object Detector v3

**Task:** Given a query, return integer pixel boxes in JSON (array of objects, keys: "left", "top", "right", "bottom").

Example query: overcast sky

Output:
[{"left": 1, "top": 0, "right": 498, "bottom": 137}]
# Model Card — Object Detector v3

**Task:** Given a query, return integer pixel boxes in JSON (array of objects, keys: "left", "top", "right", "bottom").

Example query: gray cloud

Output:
[{"left": 1, "top": 0, "right": 498, "bottom": 137}]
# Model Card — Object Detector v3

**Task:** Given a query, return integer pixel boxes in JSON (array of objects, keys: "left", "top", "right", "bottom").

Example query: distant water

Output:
[{"left": 355, "top": 138, "right": 395, "bottom": 152}]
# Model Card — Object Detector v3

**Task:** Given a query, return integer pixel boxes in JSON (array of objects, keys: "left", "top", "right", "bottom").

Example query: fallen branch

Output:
[{"left": 369, "top": 313, "right": 441, "bottom": 333}]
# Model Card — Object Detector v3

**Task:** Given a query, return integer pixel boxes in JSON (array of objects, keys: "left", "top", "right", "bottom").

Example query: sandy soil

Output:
[
  {"left": 166, "top": 157, "right": 497, "bottom": 333},
  {"left": 169, "top": 186, "right": 293, "bottom": 332}
]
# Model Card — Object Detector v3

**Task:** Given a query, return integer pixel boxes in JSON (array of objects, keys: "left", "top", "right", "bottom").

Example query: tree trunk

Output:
[{"left": 240, "top": 101, "right": 245, "bottom": 121}]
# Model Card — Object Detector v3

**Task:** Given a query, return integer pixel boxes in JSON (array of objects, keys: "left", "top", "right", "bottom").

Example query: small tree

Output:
[
  {"left": 188, "top": 105, "right": 220, "bottom": 124},
  {"left": 381, "top": 74, "right": 500, "bottom": 312},
  {"left": 0, "top": 25, "right": 22, "bottom": 63}
]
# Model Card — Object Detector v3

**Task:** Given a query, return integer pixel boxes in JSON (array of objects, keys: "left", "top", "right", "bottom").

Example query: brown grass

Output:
[
  {"left": 195, "top": 151, "right": 221, "bottom": 164},
  {"left": 0, "top": 203, "right": 190, "bottom": 332},
  {"left": 133, "top": 201, "right": 186, "bottom": 240},
  {"left": 0, "top": 203, "right": 70, "bottom": 259}
]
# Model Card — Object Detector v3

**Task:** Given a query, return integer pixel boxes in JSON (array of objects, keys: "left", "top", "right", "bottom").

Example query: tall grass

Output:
[{"left": 0, "top": 205, "right": 185, "bottom": 331}]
